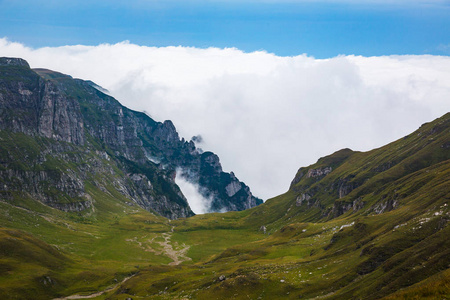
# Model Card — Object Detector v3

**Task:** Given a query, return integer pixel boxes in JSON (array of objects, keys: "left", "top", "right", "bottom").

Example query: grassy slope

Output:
[{"left": 0, "top": 114, "right": 448, "bottom": 299}]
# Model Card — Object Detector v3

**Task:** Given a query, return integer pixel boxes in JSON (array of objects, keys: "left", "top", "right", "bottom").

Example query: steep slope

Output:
[
  {"left": 0, "top": 227, "right": 72, "bottom": 299},
  {"left": 0, "top": 57, "right": 261, "bottom": 218}
]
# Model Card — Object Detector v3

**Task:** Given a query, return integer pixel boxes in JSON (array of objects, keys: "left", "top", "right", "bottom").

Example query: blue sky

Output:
[{"left": 1, "top": 0, "right": 449, "bottom": 57}]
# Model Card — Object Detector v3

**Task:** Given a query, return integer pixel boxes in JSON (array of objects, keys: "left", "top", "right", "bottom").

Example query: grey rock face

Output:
[
  {"left": 0, "top": 169, "right": 86, "bottom": 208},
  {"left": 225, "top": 181, "right": 242, "bottom": 197},
  {"left": 296, "top": 193, "right": 311, "bottom": 206},
  {"left": 372, "top": 194, "right": 398, "bottom": 215},
  {"left": 38, "top": 81, "right": 85, "bottom": 145},
  {"left": 330, "top": 197, "right": 365, "bottom": 218},
  {"left": 0, "top": 62, "right": 84, "bottom": 145},
  {"left": 307, "top": 167, "right": 332, "bottom": 178},
  {"left": 0, "top": 57, "right": 30, "bottom": 67},
  {"left": 332, "top": 177, "right": 357, "bottom": 199}
]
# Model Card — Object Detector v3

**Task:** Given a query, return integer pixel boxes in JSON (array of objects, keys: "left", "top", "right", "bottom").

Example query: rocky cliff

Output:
[{"left": 0, "top": 57, "right": 261, "bottom": 218}]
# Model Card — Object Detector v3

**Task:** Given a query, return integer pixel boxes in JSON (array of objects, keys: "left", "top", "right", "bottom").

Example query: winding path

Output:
[
  {"left": 126, "top": 226, "right": 191, "bottom": 266},
  {"left": 52, "top": 274, "right": 135, "bottom": 300},
  {"left": 159, "top": 227, "right": 191, "bottom": 266}
]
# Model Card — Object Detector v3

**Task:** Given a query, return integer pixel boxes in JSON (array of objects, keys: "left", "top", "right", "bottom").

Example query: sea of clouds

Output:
[{"left": 1, "top": 38, "right": 449, "bottom": 205}]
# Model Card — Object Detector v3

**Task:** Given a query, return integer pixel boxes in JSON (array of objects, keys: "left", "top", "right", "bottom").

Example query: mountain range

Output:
[{"left": 0, "top": 57, "right": 448, "bottom": 299}]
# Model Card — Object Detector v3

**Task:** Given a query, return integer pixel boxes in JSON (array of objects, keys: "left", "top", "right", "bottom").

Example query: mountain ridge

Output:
[{"left": 0, "top": 57, "right": 262, "bottom": 219}]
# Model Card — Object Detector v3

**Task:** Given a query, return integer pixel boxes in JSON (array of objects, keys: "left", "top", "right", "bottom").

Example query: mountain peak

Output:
[{"left": 0, "top": 57, "right": 30, "bottom": 68}]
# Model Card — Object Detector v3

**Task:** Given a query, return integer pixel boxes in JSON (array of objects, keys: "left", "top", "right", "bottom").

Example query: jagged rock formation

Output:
[
  {"left": 177, "top": 153, "right": 261, "bottom": 211},
  {"left": 0, "top": 57, "right": 261, "bottom": 218}
]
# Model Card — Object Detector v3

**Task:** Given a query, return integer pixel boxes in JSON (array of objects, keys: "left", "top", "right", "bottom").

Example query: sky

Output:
[
  {"left": 1, "top": 0, "right": 450, "bottom": 57},
  {"left": 1, "top": 1, "right": 450, "bottom": 211}
]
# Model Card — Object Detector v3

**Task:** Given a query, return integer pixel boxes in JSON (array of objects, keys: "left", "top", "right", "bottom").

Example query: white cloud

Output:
[
  {"left": 175, "top": 170, "right": 213, "bottom": 214},
  {"left": 1, "top": 38, "right": 449, "bottom": 201}
]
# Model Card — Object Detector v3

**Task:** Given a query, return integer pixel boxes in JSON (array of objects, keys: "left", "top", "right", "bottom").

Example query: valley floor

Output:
[{"left": 1, "top": 185, "right": 448, "bottom": 300}]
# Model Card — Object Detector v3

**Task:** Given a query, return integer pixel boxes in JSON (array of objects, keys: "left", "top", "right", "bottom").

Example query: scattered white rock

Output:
[{"left": 339, "top": 222, "right": 354, "bottom": 230}]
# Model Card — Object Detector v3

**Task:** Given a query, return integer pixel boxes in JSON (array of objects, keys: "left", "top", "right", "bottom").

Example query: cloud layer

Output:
[
  {"left": 1, "top": 38, "right": 449, "bottom": 200},
  {"left": 175, "top": 169, "right": 213, "bottom": 214}
]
